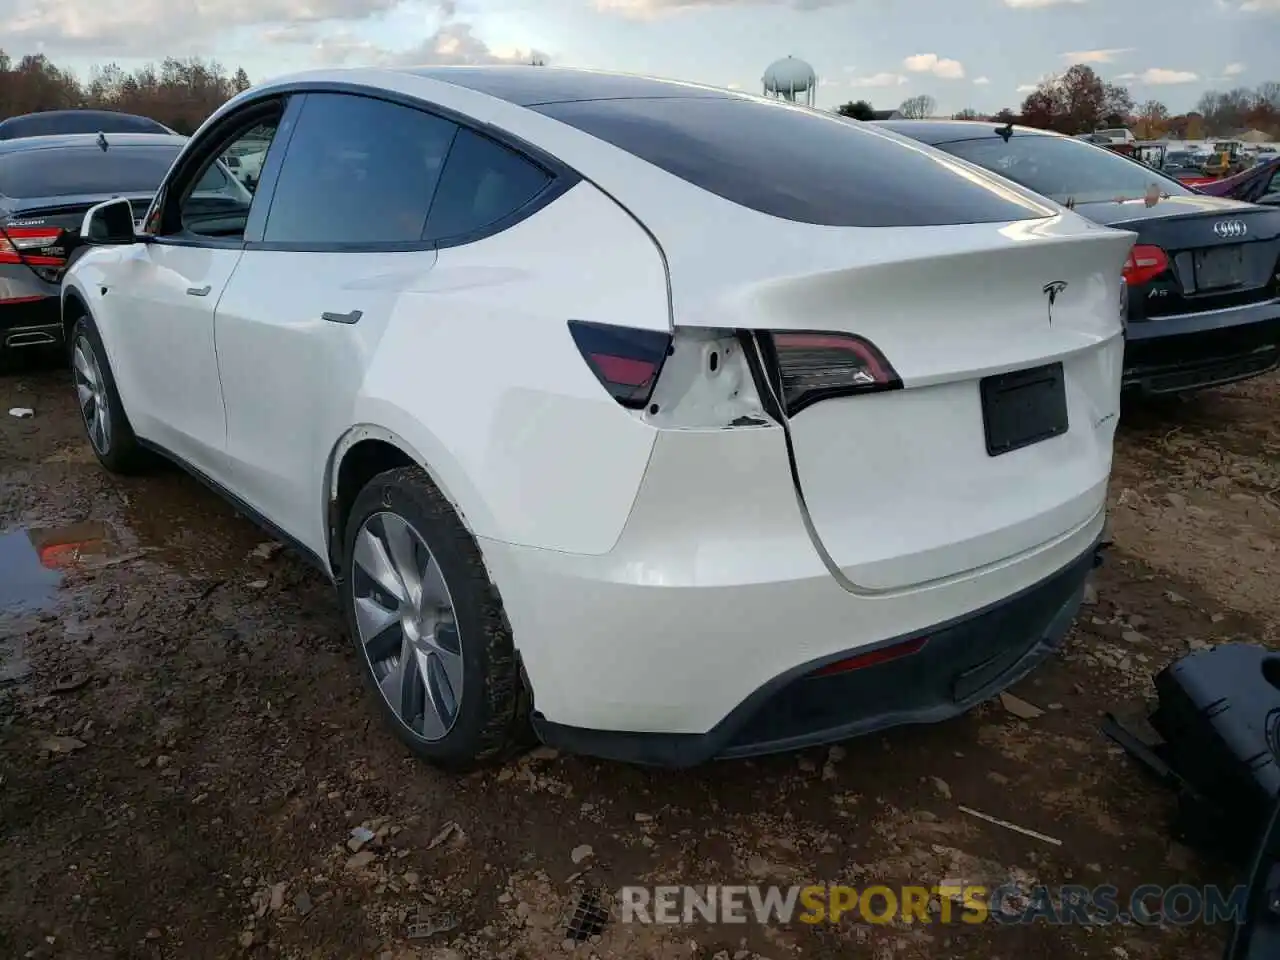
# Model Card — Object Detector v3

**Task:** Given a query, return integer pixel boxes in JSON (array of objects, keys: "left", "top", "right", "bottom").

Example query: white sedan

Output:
[{"left": 61, "top": 66, "right": 1135, "bottom": 769}]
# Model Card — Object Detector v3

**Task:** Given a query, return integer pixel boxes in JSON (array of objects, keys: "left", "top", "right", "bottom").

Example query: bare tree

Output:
[{"left": 899, "top": 94, "right": 936, "bottom": 119}]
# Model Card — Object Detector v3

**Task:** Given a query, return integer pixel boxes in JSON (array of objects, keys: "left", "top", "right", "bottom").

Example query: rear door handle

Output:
[
  {"left": 186, "top": 285, "right": 211, "bottom": 297},
  {"left": 322, "top": 310, "right": 363, "bottom": 325}
]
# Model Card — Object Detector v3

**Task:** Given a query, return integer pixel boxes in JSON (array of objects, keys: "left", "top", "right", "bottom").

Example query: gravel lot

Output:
[{"left": 3, "top": 355, "right": 1278, "bottom": 960}]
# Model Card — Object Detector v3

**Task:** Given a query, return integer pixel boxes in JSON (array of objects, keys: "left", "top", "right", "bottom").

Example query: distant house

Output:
[{"left": 871, "top": 109, "right": 904, "bottom": 120}]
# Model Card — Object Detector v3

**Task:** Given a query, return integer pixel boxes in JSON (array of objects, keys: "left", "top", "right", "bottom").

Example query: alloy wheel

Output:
[
  {"left": 351, "top": 511, "right": 463, "bottom": 741},
  {"left": 73, "top": 336, "right": 111, "bottom": 455}
]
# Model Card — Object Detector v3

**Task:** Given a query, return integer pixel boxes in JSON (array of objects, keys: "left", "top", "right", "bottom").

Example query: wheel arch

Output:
[
  {"left": 61, "top": 284, "right": 89, "bottom": 342},
  {"left": 323, "top": 420, "right": 497, "bottom": 578}
]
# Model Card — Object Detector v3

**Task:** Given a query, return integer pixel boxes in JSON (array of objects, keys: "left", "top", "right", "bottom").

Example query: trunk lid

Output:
[
  {"left": 1077, "top": 197, "right": 1280, "bottom": 321},
  {"left": 666, "top": 215, "right": 1135, "bottom": 592}
]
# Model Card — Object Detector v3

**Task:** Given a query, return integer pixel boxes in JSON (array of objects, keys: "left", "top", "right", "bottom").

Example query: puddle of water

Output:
[
  {"left": 0, "top": 521, "right": 115, "bottom": 614},
  {"left": 0, "top": 528, "right": 64, "bottom": 614}
]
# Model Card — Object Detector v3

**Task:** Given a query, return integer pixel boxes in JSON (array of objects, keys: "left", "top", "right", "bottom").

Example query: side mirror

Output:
[{"left": 80, "top": 198, "right": 138, "bottom": 246}]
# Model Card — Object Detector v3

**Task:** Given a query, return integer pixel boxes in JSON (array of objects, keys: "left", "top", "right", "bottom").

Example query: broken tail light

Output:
[
  {"left": 567, "top": 319, "right": 672, "bottom": 409},
  {"left": 767, "top": 330, "right": 901, "bottom": 416}
]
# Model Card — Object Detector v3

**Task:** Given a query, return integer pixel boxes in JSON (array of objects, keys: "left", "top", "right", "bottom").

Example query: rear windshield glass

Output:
[
  {"left": 0, "top": 145, "right": 182, "bottom": 198},
  {"left": 533, "top": 97, "right": 1054, "bottom": 226},
  {"left": 939, "top": 134, "right": 1194, "bottom": 205},
  {"left": 0, "top": 113, "right": 169, "bottom": 139}
]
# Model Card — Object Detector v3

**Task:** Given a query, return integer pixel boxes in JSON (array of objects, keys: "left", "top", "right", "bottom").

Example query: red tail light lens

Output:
[
  {"left": 0, "top": 226, "right": 66, "bottom": 266},
  {"left": 769, "top": 331, "right": 900, "bottom": 416},
  {"left": 1122, "top": 244, "right": 1169, "bottom": 286},
  {"left": 567, "top": 319, "right": 672, "bottom": 409}
]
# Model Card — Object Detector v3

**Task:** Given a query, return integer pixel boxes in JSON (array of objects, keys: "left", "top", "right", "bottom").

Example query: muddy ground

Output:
[{"left": 3, "top": 356, "right": 1279, "bottom": 960}]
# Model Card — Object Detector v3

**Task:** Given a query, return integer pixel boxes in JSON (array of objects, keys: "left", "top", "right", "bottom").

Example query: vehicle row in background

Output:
[
  {"left": 1081, "top": 133, "right": 1274, "bottom": 187},
  {"left": 880, "top": 119, "right": 1280, "bottom": 395}
]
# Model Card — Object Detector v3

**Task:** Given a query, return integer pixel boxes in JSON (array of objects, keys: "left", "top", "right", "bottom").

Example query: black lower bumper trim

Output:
[
  {"left": 532, "top": 539, "right": 1101, "bottom": 768},
  {"left": 1122, "top": 315, "right": 1280, "bottom": 395}
]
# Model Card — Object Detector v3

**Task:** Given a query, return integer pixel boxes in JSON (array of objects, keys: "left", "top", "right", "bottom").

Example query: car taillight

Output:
[
  {"left": 1122, "top": 244, "right": 1168, "bottom": 286},
  {"left": 767, "top": 331, "right": 900, "bottom": 416},
  {"left": 0, "top": 226, "right": 65, "bottom": 266},
  {"left": 568, "top": 319, "right": 672, "bottom": 409}
]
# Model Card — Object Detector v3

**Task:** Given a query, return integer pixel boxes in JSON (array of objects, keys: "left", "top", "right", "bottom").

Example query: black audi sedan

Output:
[{"left": 878, "top": 120, "right": 1280, "bottom": 395}]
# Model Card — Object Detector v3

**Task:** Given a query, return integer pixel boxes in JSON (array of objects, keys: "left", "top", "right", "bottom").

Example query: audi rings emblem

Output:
[{"left": 1213, "top": 219, "right": 1247, "bottom": 240}]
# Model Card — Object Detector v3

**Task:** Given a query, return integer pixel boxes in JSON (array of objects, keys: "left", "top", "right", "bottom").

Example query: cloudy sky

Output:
[{"left": 2, "top": 0, "right": 1276, "bottom": 113}]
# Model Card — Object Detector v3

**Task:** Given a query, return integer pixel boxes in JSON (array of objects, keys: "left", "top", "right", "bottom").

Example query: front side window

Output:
[
  {"left": 940, "top": 134, "right": 1195, "bottom": 206},
  {"left": 534, "top": 96, "right": 1055, "bottom": 226},
  {"left": 264, "top": 93, "right": 457, "bottom": 245},
  {"left": 177, "top": 118, "right": 280, "bottom": 239}
]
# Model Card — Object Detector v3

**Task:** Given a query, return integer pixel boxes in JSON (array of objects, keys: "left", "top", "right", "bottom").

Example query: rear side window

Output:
[
  {"left": 939, "top": 134, "right": 1194, "bottom": 205},
  {"left": 424, "top": 128, "right": 551, "bottom": 243},
  {"left": 264, "top": 93, "right": 458, "bottom": 245},
  {"left": 0, "top": 145, "right": 181, "bottom": 198},
  {"left": 534, "top": 97, "right": 1053, "bottom": 226}
]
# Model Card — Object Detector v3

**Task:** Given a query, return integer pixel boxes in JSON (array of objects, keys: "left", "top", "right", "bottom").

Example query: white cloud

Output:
[
  {"left": 847, "top": 72, "right": 908, "bottom": 87},
  {"left": 593, "top": 0, "right": 852, "bottom": 15},
  {"left": 1224, "top": 62, "right": 1246, "bottom": 74},
  {"left": 1062, "top": 47, "right": 1133, "bottom": 64},
  {"left": 903, "top": 53, "right": 965, "bottom": 80},
  {"left": 973, "top": 76, "right": 990, "bottom": 85},
  {"left": 1134, "top": 67, "right": 1199, "bottom": 84},
  {"left": 1240, "top": 0, "right": 1280, "bottom": 9},
  {"left": 1005, "top": 0, "right": 1086, "bottom": 7},
  {"left": 0, "top": 0, "right": 403, "bottom": 54},
  {"left": 1016, "top": 84, "right": 1038, "bottom": 93}
]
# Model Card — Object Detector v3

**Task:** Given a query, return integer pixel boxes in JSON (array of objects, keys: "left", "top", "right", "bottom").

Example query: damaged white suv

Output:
[{"left": 62, "top": 66, "right": 1132, "bottom": 769}]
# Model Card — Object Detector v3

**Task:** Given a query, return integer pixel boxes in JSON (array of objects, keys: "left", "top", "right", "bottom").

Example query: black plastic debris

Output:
[
  {"left": 1104, "top": 643, "right": 1280, "bottom": 865},
  {"left": 563, "top": 887, "right": 609, "bottom": 942}
]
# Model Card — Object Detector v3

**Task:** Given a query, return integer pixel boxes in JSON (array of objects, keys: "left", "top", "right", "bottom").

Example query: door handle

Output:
[
  {"left": 186, "top": 285, "right": 211, "bottom": 297},
  {"left": 322, "top": 310, "right": 363, "bottom": 325}
]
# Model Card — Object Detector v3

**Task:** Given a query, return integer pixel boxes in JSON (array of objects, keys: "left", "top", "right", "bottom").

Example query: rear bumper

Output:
[
  {"left": 0, "top": 296, "right": 61, "bottom": 349},
  {"left": 1122, "top": 299, "right": 1280, "bottom": 394},
  {"left": 531, "top": 537, "right": 1101, "bottom": 767}
]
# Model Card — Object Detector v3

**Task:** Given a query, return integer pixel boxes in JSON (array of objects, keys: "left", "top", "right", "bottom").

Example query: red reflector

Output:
[
  {"left": 0, "top": 294, "right": 49, "bottom": 305},
  {"left": 811, "top": 637, "right": 927, "bottom": 677},
  {"left": 589, "top": 353, "right": 657, "bottom": 388}
]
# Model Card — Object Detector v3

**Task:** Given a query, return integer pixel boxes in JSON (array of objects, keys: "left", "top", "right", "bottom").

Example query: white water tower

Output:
[{"left": 762, "top": 56, "right": 817, "bottom": 106}]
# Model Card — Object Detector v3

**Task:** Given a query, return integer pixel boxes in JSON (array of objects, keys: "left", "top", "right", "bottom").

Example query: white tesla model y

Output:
[{"left": 61, "top": 67, "right": 1136, "bottom": 768}]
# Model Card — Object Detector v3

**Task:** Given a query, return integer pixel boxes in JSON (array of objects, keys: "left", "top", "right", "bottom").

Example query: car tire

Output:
[
  {"left": 68, "top": 312, "right": 152, "bottom": 474},
  {"left": 340, "top": 465, "right": 533, "bottom": 770}
]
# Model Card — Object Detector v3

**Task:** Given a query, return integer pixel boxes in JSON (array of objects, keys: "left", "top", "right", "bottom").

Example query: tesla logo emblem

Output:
[
  {"left": 1213, "top": 219, "right": 1247, "bottom": 239},
  {"left": 1042, "top": 280, "right": 1068, "bottom": 325}
]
